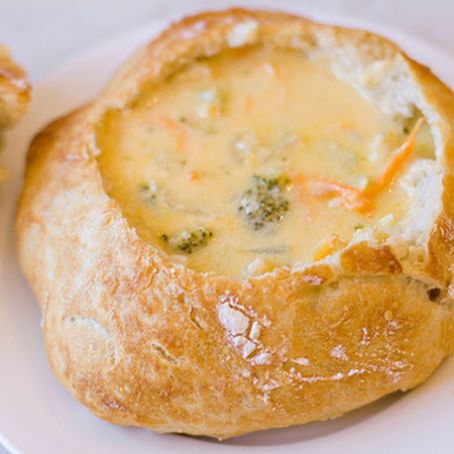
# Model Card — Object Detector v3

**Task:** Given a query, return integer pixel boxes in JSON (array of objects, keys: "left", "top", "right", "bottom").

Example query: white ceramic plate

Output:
[{"left": 2, "top": 3, "right": 454, "bottom": 453}]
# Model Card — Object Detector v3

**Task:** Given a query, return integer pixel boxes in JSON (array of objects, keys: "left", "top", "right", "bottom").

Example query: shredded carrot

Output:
[
  {"left": 188, "top": 170, "right": 201, "bottom": 182},
  {"left": 291, "top": 174, "right": 317, "bottom": 216},
  {"left": 291, "top": 117, "right": 424, "bottom": 216},
  {"left": 156, "top": 116, "right": 185, "bottom": 151},
  {"left": 156, "top": 116, "right": 179, "bottom": 132},
  {"left": 364, "top": 117, "right": 424, "bottom": 198},
  {"left": 291, "top": 173, "right": 307, "bottom": 201},
  {"left": 292, "top": 174, "right": 371, "bottom": 215},
  {"left": 308, "top": 177, "right": 371, "bottom": 213}
]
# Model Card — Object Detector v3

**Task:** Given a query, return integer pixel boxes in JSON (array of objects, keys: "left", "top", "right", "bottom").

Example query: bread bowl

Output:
[
  {"left": 0, "top": 45, "right": 30, "bottom": 181},
  {"left": 15, "top": 8, "right": 454, "bottom": 440}
]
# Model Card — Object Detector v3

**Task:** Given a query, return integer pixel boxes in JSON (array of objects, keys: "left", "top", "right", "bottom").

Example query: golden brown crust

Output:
[
  {"left": 0, "top": 45, "right": 30, "bottom": 127},
  {"left": 15, "top": 9, "right": 454, "bottom": 439},
  {"left": 340, "top": 243, "right": 402, "bottom": 274}
]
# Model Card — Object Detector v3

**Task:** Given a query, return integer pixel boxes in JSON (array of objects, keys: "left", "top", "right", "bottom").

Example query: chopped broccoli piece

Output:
[
  {"left": 238, "top": 175, "right": 290, "bottom": 230},
  {"left": 139, "top": 181, "right": 157, "bottom": 206},
  {"left": 160, "top": 227, "right": 213, "bottom": 254}
]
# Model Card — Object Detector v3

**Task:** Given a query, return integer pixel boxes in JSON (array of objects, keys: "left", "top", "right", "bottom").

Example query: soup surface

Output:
[{"left": 97, "top": 45, "right": 433, "bottom": 278}]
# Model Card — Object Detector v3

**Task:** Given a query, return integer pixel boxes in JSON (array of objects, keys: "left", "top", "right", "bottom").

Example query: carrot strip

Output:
[
  {"left": 291, "top": 174, "right": 317, "bottom": 217},
  {"left": 308, "top": 177, "right": 371, "bottom": 213},
  {"left": 291, "top": 117, "right": 424, "bottom": 217},
  {"left": 364, "top": 117, "right": 424, "bottom": 198},
  {"left": 188, "top": 170, "right": 201, "bottom": 182},
  {"left": 292, "top": 174, "right": 371, "bottom": 214},
  {"left": 156, "top": 116, "right": 185, "bottom": 151},
  {"left": 292, "top": 173, "right": 308, "bottom": 202}
]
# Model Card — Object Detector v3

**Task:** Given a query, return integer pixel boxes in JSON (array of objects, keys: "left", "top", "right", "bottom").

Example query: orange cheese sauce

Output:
[{"left": 97, "top": 45, "right": 434, "bottom": 278}]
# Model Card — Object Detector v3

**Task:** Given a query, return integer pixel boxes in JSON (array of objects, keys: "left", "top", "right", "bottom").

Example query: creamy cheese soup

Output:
[{"left": 96, "top": 45, "right": 434, "bottom": 278}]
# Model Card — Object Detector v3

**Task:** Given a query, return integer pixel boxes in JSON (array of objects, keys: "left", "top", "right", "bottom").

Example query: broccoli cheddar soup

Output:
[{"left": 96, "top": 45, "right": 434, "bottom": 278}]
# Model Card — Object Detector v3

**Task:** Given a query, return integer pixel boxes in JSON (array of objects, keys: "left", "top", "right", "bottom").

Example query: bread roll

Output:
[
  {"left": 0, "top": 45, "right": 30, "bottom": 181},
  {"left": 0, "top": 45, "right": 30, "bottom": 127},
  {"left": 16, "top": 9, "right": 454, "bottom": 439}
]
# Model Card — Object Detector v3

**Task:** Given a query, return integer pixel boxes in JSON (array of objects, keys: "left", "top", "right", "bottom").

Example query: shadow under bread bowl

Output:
[{"left": 14, "top": 8, "right": 454, "bottom": 439}]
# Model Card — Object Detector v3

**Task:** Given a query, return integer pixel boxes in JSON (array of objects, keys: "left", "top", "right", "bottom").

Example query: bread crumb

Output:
[
  {"left": 249, "top": 321, "right": 261, "bottom": 340},
  {"left": 330, "top": 344, "right": 349, "bottom": 361},
  {"left": 291, "top": 357, "right": 310, "bottom": 366},
  {"left": 250, "top": 351, "right": 272, "bottom": 365},
  {"left": 232, "top": 335, "right": 256, "bottom": 358},
  {"left": 217, "top": 303, "right": 249, "bottom": 335},
  {"left": 261, "top": 379, "right": 279, "bottom": 392}
]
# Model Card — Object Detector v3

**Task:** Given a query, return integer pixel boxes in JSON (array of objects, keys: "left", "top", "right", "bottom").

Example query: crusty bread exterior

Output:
[
  {"left": 0, "top": 45, "right": 30, "bottom": 128},
  {"left": 15, "top": 9, "right": 454, "bottom": 439},
  {"left": 0, "top": 46, "right": 30, "bottom": 181}
]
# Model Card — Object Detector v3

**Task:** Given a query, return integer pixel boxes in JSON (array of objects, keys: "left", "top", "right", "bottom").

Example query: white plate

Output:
[{"left": 2, "top": 3, "right": 454, "bottom": 453}]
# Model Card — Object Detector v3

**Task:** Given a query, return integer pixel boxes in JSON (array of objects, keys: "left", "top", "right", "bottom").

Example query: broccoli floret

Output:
[
  {"left": 160, "top": 227, "right": 213, "bottom": 254},
  {"left": 238, "top": 175, "right": 290, "bottom": 230}
]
